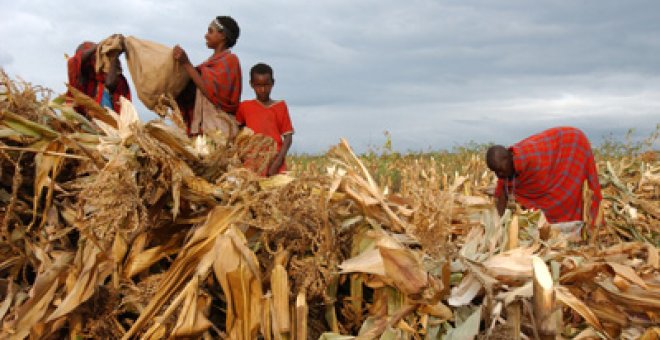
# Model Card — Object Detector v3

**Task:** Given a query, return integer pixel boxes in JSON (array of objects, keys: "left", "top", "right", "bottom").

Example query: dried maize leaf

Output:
[
  {"left": 500, "top": 281, "right": 533, "bottom": 306},
  {"left": 319, "top": 333, "right": 356, "bottom": 340},
  {"left": 356, "top": 304, "right": 417, "bottom": 340},
  {"left": 269, "top": 296, "right": 282, "bottom": 340},
  {"left": 607, "top": 261, "right": 649, "bottom": 289},
  {"left": 418, "top": 301, "right": 453, "bottom": 321},
  {"left": 259, "top": 173, "right": 295, "bottom": 190},
  {"left": 49, "top": 99, "right": 100, "bottom": 133},
  {"left": 325, "top": 274, "right": 340, "bottom": 333},
  {"left": 448, "top": 273, "right": 483, "bottom": 307},
  {"left": 46, "top": 244, "right": 112, "bottom": 322},
  {"left": 122, "top": 206, "right": 241, "bottom": 339},
  {"left": 0, "top": 280, "right": 16, "bottom": 322},
  {"left": 183, "top": 175, "right": 223, "bottom": 198},
  {"left": 639, "top": 327, "right": 660, "bottom": 340},
  {"left": 647, "top": 243, "right": 659, "bottom": 269},
  {"left": 261, "top": 294, "right": 272, "bottom": 340},
  {"left": 2, "top": 252, "right": 73, "bottom": 340},
  {"left": 587, "top": 301, "right": 629, "bottom": 328},
  {"left": 213, "top": 226, "right": 262, "bottom": 340},
  {"left": 555, "top": 286, "right": 604, "bottom": 333},
  {"left": 444, "top": 306, "right": 482, "bottom": 340},
  {"left": 227, "top": 264, "right": 260, "bottom": 340},
  {"left": 560, "top": 263, "right": 608, "bottom": 284},
  {"left": 482, "top": 248, "right": 535, "bottom": 281},
  {"left": 0, "top": 110, "right": 59, "bottom": 139},
  {"left": 339, "top": 248, "right": 385, "bottom": 276},
  {"left": 141, "top": 323, "right": 167, "bottom": 339},
  {"left": 171, "top": 276, "right": 213, "bottom": 338},
  {"left": 379, "top": 246, "right": 428, "bottom": 296},
  {"left": 124, "top": 245, "right": 166, "bottom": 279},
  {"left": 598, "top": 280, "right": 660, "bottom": 311},
  {"left": 31, "top": 140, "right": 65, "bottom": 228},
  {"left": 271, "top": 264, "right": 291, "bottom": 333},
  {"left": 613, "top": 274, "right": 632, "bottom": 291},
  {"left": 572, "top": 327, "right": 601, "bottom": 340},
  {"left": 295, "top": 290, "right": 308, "bottom": 340},
  {"left": 144, "top": 121, "right": 196, "bottom": 161},
  {"left": 66, "top": 84, "right": 117, "bottom": 128},
  {"left": 456, "top": 194, "right": 490, "bottom": 207},
  {"left": 213, "top": 232, "right": 241, "bottom": 332}
]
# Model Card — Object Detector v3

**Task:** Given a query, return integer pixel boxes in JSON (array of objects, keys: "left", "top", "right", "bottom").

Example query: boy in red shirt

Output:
[{"left": 236, "top": 63, "right": 294, "bottom": 176}]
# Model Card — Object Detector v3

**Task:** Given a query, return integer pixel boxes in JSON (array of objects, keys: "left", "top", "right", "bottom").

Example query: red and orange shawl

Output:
[
  {"left": 175, "top": 49, "right": 242, "bottom": 133},
  {"left": 495, "top": 127, "right": 602, "bottom": 225},
  {"left": 66, "top": 42, "right": 131, "bottom": 114}
]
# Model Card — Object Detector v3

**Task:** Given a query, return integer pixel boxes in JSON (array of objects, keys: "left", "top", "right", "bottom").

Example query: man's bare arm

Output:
[{"left": 496, "top": 189, "right": 508, "bottom": 216}]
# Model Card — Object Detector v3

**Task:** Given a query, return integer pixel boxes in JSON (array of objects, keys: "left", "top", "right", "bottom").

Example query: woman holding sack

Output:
[{"left": 173, "top": 16, "right": 242, "bottom": 138}]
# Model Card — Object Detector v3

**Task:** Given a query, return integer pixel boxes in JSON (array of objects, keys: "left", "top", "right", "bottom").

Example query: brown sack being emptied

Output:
[{"left": 123, "top": 36, "right": 190, "bottom": 110}]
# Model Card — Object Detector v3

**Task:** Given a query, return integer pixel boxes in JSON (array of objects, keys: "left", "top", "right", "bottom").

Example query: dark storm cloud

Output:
[{"left": 1, "top": 0, "right": 659, "bottom": 153}]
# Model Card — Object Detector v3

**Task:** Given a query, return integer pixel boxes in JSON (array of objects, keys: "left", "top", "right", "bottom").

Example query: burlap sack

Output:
[
  {"left": 123, "top": 36, "right": 190, "bottom": 109},
  {"left": 189, "top": 88, "right": 238, "bottom": 138},
  {"left": 95, "top": 35, "right": 123, "bottom": 74}
]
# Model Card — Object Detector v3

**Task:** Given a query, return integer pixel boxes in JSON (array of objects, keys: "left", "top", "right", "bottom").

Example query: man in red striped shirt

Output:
[{"left": 486, "top": 127, "right": 602, "bottom": 229}]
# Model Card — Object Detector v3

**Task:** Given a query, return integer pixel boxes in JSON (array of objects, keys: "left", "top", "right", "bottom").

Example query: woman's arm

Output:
[
  {"left": 173, "top": 45, "right": 211, "bottom": 100},
  {"left": 267, "top": 134, "right": 292, "bottom": 176}
]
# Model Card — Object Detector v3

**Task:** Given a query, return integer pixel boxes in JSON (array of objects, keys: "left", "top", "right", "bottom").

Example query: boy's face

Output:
[{"left": 250, "top": 73, "right": 274, "bottom": 103}]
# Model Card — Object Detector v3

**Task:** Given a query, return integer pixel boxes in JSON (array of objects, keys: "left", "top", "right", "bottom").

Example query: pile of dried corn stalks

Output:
[{"left": 0, "top": 71, "right": 659, "bottom": 339}]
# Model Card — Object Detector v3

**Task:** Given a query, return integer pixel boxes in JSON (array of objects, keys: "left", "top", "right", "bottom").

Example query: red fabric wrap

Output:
[
  {"left": 66, "top": 41, "right": 131, "bottom": 114},
  {"left": 176, "top": 50, "right": 242, "bottom": 132},
  {"left": 495, "top": 127, "right": 602, "bottom": 225}
]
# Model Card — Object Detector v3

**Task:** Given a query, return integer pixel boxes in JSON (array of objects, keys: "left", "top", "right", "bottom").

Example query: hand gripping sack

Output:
[{"left": 124, "top": 36, "right": 190, "bottom": 110}]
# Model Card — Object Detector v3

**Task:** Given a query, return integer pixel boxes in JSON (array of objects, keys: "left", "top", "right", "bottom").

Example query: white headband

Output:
[{"left": 210, "top": 18, "right": 224, "bottom": 32}]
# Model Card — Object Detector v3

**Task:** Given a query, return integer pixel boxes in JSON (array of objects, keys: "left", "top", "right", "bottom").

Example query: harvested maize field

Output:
[{"left": 0, "top": 71, "right": 659, "bottom": 339}]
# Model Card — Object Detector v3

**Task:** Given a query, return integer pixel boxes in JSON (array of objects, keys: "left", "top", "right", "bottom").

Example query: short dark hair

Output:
[
  {"left": 217, "top": 16, "right": 240, "bottom": 48},
  {"left": 250, "top": 63, "right": 274, "bottom": 81},
  {"left": 486, "top": 145, "right": 508, "bottom": 170}
]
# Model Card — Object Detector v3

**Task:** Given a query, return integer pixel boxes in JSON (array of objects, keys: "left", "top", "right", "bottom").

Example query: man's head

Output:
[
  {"left": 206, "top": 16, "right": 240, "bottom": 49},
  {"left": 486, "top": 145, "right": 515, "bottom": 179},
  {"left": 250, "top": 63, "right": 274, "bottom": 103}
]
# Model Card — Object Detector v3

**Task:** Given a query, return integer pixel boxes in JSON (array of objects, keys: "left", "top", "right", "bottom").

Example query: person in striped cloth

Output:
[
  {"left": 174, "top": 16, "right": 242, "bottom": 137},
  {"left": 486, "top": 127, "right": 602, "bottom": 238},
  {"left": 67, "top": 36, "right": 131, "bottom": 115}
]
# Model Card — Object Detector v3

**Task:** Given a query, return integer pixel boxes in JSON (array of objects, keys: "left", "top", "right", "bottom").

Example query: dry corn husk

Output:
[{"left": 0, "top": 69, "right": 659, "bottom": 339}]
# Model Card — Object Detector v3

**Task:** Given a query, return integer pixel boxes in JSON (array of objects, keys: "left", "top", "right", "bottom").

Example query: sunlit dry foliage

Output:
[{"left": 0, "top": 70, "right": 658, "bottom": 339}]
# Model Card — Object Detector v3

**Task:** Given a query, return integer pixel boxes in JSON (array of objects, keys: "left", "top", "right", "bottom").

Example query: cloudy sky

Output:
[{"left": 1, "top": 0, "right": 659, "bottom": 153}]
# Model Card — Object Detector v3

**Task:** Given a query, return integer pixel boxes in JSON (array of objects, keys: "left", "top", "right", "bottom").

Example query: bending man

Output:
[{"left": 486, "top": 127, "right": 602, "bottom": 229}]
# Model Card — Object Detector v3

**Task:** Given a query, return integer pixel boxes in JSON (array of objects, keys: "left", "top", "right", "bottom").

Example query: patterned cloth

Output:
[
  {"left": 67, "top": 41, "right": 131, "bottom": 114},
  {"left": 176, "top": 50, "right": 241, "bottom": 134},
  {"left": 236, "top": 100, "right": 294, "bottom": 173},
  {"left": 495, "top": 127, "right": 602, "bottom": 225}
]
